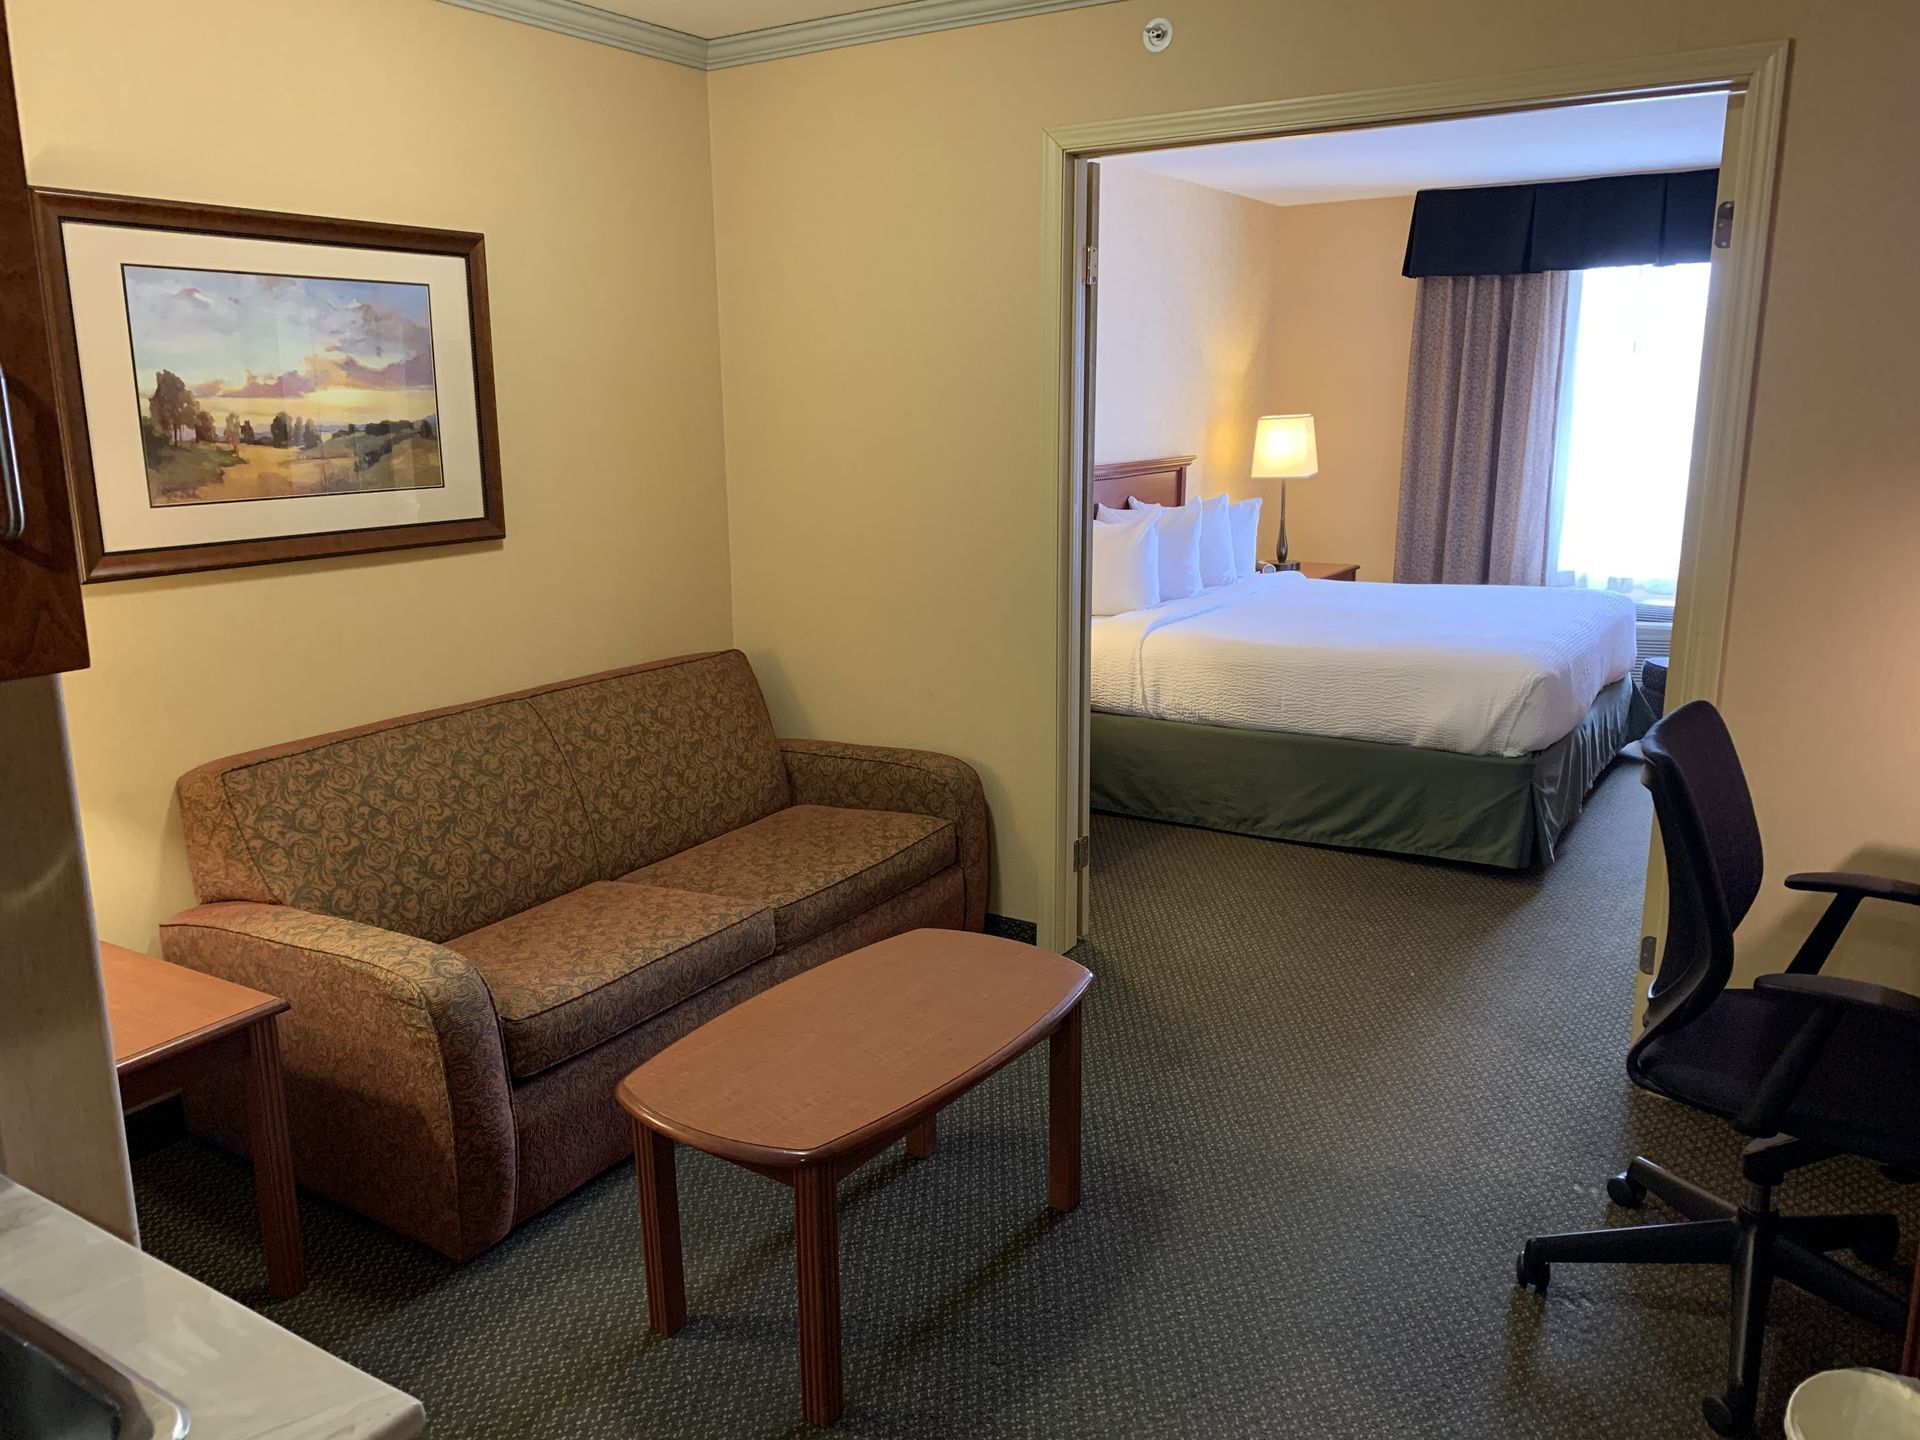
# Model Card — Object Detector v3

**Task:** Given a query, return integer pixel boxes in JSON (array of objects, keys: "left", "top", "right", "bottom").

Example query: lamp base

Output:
[{"left": 1275, "top": 478, "right": 1290, "bottom": 567}]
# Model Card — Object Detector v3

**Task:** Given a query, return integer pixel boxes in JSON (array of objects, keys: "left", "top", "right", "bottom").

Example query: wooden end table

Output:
[
  {"left": 1296, "top": 561, "right": 1359, "bottom": 580},
  {"left": 616, "top": 928, "right": 1091, "bottom": 1427},
  {"left": 102, "top": 942, "right": 306, "bottom": 1298}
]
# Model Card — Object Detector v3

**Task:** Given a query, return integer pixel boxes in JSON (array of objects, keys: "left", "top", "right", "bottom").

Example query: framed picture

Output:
[{"left": 33, "top": 191, "right": 504, "bottom": 581}]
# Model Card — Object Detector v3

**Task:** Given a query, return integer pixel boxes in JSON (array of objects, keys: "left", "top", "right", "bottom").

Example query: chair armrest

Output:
[
  {"left": 1733, "top": 973, "right": 1920, "bottom": 1134},
  {"left": 1786, "top": 871, "right": 1920, "bottom": 906},
  {"left": 1755, "top": 971, "right": 1920, "bottom": 1018},
  {"left": 1743, "top": 975, "right": 1920, "bottom": 1144},
  {"left": 779, "top": 739, "right": 990, "bottom": 931},
  {"left": 160, "top": 902, "right": 517, "bottom": 1260},
  {"left": 1782, "top": 871, "right": 1920, "bottom": 975}
]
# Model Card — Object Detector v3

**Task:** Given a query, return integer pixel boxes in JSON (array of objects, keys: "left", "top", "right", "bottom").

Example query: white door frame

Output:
[{"left": 1038, "top": 41, "right": 1791, "bottom": 954}]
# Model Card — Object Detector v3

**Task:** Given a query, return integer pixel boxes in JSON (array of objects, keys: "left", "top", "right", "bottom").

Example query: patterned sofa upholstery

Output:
[{"left": 161, "top": 650, "right": 988, "bottom": 1260}]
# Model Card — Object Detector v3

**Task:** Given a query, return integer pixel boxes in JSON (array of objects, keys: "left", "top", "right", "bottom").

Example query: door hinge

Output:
[
  {"left": 1072, "top": 834, "right": 1091, "bottom": 871},
  {"left": 1713, "top": 200, "right": 1735, "bottom": 249},
  {"left": 1638, "top": 934, "right": 1658, "bottom": 975},
  {"left": 1082, "top": 245, "right": 1098, "bottom": 284}
]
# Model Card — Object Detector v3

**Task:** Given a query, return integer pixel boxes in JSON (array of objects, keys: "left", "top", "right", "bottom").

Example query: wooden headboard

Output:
[{"left": 1092, "top": 455, "right": 1192, "bottom": 512}]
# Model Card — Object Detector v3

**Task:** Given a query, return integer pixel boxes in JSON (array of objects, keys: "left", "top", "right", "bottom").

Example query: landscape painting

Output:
[
  {"left": 124, "top": 266, "right": 444, "bottom": 507},
  {"left": 40, "top": 192, "right": 502, "bottom": 580}
]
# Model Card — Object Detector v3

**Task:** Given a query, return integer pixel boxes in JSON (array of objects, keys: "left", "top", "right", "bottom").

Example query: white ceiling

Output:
[
  {"left": 592, "top": 0, "right": 910, "bottom": 39},
  {"left": 1104, "top": 93, "right": 1728, "bottom": 208}
]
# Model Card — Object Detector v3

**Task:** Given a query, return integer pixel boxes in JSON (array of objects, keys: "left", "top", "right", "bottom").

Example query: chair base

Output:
[{"left": 1517, "top": 1151, "right": 1907, "bottom": 1438}]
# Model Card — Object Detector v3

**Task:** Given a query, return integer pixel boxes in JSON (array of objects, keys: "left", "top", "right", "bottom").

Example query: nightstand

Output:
[{"left": 1273, "top": 562, "right": 1359, "bottom": 580}]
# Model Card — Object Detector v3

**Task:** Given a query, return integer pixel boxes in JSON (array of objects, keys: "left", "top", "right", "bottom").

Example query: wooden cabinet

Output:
[
  {"left": 0, "top": 1, "right": 127, "bottom": 1239},
  {"left": 0, "top": 0, "right": 87, "bottom": 681}
]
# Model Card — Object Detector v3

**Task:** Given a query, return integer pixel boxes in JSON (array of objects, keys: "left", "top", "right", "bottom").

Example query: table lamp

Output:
[{"left": 1251, "top": 413, "right": 1318, "bottom": 569}]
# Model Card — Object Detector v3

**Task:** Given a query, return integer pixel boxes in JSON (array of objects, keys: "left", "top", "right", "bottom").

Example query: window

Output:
[{"left": 1548, "top": 262, "right": 1713, "bottom": 608}]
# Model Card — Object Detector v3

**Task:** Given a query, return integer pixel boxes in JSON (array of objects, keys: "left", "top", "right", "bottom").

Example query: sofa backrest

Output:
[
  {"left": 176, "top": 650, "right": 791, "bottom": 942},
  {"left": 523, "top": 654, "right": 791, "bottom": 875}
]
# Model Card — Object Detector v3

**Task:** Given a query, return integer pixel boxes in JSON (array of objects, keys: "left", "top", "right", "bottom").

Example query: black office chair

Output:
[{"left": 1515, "top": 700, "right": 1920, "bottom": 1437}]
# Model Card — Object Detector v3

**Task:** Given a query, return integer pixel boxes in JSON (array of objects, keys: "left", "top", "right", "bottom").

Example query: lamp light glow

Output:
[{"left": 1251, "top": 413, "right": 1319, "bottom": 479}]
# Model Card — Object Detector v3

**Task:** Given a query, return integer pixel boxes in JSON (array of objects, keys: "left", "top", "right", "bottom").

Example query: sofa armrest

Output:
[
  {"left": 160, "top": 902, "right": 517, "bottom": 1261},
  {"left": 779, "top": 739, "right": 990, "bottom": 931}
]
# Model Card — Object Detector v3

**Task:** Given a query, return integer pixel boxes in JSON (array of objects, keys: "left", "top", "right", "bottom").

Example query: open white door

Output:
[
  {"left": 1072, "top": 160, "right": 1099, "bottom": 940},
  {"left": 1633, "top": 88, "right": 1746, "bottom": 1029}
]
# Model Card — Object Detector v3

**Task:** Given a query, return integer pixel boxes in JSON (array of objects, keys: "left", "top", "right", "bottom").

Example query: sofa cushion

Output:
[
  {"left": 445, "top": 882, "right": 774, "bottom": 1080},
  {"left": 208, "top": 701, "right": 600, "bottom": 943},
  {"left": 619, "top": 805, "right": 956, "bottom": 948},
  {"left": 528, "top": 652, "right": 791, "bottom": 876}
]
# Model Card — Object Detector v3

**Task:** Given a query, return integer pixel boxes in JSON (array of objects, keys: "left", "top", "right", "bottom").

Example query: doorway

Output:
[{"left": 1041, "top": 45, "right": 1789, "bottom": 978}]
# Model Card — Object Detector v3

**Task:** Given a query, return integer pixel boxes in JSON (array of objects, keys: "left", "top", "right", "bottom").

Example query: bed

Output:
[{"left": 1088, "top": 457, "right": 1648, "bottom": 868}]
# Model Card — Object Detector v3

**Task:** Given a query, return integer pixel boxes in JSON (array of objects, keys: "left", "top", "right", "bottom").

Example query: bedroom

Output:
[{"left": 1081, "top": 93, "right": 1727, "bottom": 905}]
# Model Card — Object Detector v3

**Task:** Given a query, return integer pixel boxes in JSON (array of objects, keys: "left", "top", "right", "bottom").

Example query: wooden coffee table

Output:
[
  {"left": 615, "top": 928, "right": 1091, "bottom": 1426},
  {"left": 102, "top": 942, "right": 305, "bottom": 1298}
]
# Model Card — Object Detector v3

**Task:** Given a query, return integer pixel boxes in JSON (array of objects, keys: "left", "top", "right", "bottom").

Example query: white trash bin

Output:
[{"left": 1784, "top": 1368, "right": 1920, "bottom": 1439}]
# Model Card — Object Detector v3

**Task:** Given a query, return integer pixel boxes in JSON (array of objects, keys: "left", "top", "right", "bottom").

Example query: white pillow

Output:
[
  {"left": 1227, "top": 496, "right": 1262, "bottom": 579},
  {"left": 1126, "top": 496, "right": 1163, "bottom": 511},
  {"left": 1098, "top": 500, "right": 1203, "bottom": 597},
  {"left": 1090, "top": 514, "right": 1160, "bottom": 614},
  {"left": 1194, "top": 493, "right": 1236, "bottom": 588},
  {"left": 1149, "top": 503, "right": 1205, "bottom": 600}
]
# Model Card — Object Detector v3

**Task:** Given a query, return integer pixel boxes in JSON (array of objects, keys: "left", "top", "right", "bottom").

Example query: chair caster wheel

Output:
[
  {"left": 1606, "top": 1172, "right": 1647, "bottom": 1209},
  {"left": 1515, "top": 1248, "right": 1549, "bottom": 1292},
  {"left": 1702, "top": 1389, "right": 1751, "bottom": 1437}
]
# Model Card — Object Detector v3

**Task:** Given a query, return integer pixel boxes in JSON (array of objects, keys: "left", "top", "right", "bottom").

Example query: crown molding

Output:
[
  {"left": 437, "top": 0, "right": 707, "bottom": 69},
  {"left": 437, "top": 0, "right": 1123, "bottom": 71},
  {"left": 705, "top": 0, "right": 1123, "bottom": 69}
]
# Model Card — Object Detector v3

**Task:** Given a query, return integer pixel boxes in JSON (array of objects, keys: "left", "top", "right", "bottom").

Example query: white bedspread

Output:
[{"left": 1090, "top": 573, "right": 1636, "bottom": 757}]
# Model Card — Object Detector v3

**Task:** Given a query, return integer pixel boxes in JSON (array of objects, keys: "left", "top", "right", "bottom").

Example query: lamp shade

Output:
[{"left": 1251, "top": 413, "right": 1319, "bottom": 479}]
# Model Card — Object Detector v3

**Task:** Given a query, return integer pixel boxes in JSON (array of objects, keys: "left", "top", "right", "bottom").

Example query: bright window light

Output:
[{"left": 1549, "top": 262, "right": 1712, "bottom": 603}]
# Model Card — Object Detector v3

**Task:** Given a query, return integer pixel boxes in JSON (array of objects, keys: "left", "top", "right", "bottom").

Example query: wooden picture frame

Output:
[{"left": 32, "top": 190, "right": 505, "bottom": 581}]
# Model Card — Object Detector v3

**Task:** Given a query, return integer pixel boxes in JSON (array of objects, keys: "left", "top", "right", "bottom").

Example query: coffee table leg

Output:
[
  {"left": 906, "top": 1112, "right": 938, "bottom": 1159},
  {"left": 244, "top": 1017, "right": 306, "bottom": 1298},
  {"left": 794, "top": 1164, "right": 843, "bottom": 1426},
  {"left": 1048, "top": 1001, "right": 1083, "bottom": 1213},
  {"left": 633, "top": 1120, "right": 686, "bottom": 1335}
]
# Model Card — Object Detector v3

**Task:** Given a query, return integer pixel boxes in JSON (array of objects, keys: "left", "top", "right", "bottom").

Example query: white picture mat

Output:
[{"left": 61, "top": 221, "right": 487, "bottom": 554}]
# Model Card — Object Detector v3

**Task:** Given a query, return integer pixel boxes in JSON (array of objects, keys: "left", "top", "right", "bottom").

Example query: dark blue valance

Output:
[{"left": 1402, "top": 169, "right": 1719, "bottom": 278}]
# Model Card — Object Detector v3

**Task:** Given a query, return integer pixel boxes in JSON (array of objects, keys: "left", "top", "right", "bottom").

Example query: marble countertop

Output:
[{"left": 0, "top": 1177, "right": 424, "bottom": 1439}]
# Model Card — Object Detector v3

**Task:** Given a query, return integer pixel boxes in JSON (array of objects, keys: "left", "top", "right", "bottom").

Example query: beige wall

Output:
[
  {"left": 709, "top": 0, "right": 1920, "bottom": 986},
  {"left": 1094, "top": 167, "right": 1412, "bottom": 578},
  {"left": 12, "top": 0, "right": 734, "bottom": 952},
  {"left": 1263, "top": 196, "right": 1415, "bottom": 582},
  {"left": 1093, "top": 168, "right": 1282, "bottom": 509},
  {"left": 24, "top": 0, "right": 1920, "bottom": 993}
]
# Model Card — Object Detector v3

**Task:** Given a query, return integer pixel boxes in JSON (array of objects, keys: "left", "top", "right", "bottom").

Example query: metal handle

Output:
[{"left": 0, "top": 362, "right": 23, "bottom": 541}]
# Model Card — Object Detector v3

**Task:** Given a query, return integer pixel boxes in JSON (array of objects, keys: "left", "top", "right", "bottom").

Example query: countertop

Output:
[{"left": 0, "top": 1176, "right": 423, "bottom": 1439}]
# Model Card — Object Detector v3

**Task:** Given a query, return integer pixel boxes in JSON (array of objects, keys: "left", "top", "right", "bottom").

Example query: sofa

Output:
[{"left": 160, "top": 650, "right": 988, "bottom": 1260}]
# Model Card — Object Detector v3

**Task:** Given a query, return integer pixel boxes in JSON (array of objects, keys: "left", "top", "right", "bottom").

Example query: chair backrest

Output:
[{"left": 1634, "top": 700, "right": 1766, "bottom": 1042}]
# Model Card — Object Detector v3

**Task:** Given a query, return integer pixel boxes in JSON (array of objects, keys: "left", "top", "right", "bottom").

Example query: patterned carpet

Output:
[{"left": 132, "top": 763, "right": 1917, "bottom": 1438}]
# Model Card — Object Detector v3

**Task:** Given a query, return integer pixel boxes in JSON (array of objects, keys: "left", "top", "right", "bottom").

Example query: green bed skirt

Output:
[{"left": 1090, "top": 677, "right": 1644, "bottom": 870}]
